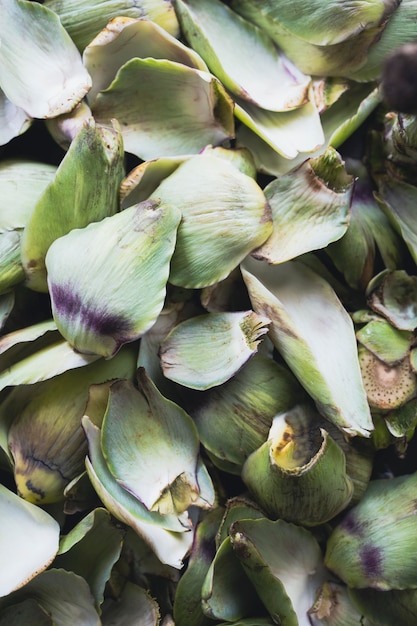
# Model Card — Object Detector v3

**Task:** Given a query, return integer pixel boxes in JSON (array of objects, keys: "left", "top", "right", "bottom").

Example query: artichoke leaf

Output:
[
  {"left": 0, "top": 90, "right": 32, "bottom": 146},
  {"left": 21, "top": 118, "right": 125, "bottom": 292},
  {"left": 175, "top": 0, "right": 310, "bottom": 111},
  {"left": 45, "top": 0, "right": 180, "bottom": 51},
  {"left": 46, "top": 199, "right": 181, "bottom": 358},
  {"left": 84, "top": 16, "right": 207, "bottom": 105},
  {"left": 241, "top": 258, "right": 373, "bottom": 437},
  {"left": 325, "top": 472, "right": 417, "bottom": 590},
  {"left": 160, "top": 311, "right": 270, "bottom": 390},
  {"left": 253, "top": 147, "right": 352, "bottom": 264},
  {"left": 201, "top": 537, "right": 262, "bottom": 622},
  {"left": 150, "top": 152, "right": 272, "bottom": 288},
  {"left": 100, "top": 581, "right": 160, "bottom": 626},
  {"left": 55, "top": 508, "right": 124, "bottom": 609},
  {"left": 242, "top": 407, "right": 354, "bottom": 526},
  {"left": 230, "top": 518, "right": 326, "bottom": 626},
  {"left": 101, "top": 373, "right": 214, "bottom": 514},
  {"left": 92, "top": 58, "right": 234, "bottom": 160},
  {"left": 0, "top": 569, "right": 100, "bottom": 625},
  {"left": 83, "top": 416, "right": 194, "bottom": 569},
  {"left": 235, "top": 97, "right": 324, "bottom": 160},
  {"left": 0, "top": 160, "right": 56, "bottom": 232},
  {"left": 0, "top": 0, "right": 91, "bottom": 118},
  {"left": 0, "top": 484, "right": 60, "bottom": 598}
]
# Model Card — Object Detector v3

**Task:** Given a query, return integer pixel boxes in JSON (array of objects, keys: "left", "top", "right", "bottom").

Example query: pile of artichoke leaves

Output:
[{"left": 2, "top": 0, "right": 417, "bottom": 623}]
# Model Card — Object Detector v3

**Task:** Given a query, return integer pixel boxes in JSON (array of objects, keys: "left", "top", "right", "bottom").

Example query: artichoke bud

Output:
[
  {"left": 6, "top": 345, "right": 137, "bottom": 504},
  {"left": 46, "top": 199, "right": 181, "bottom": 358},
  {"left": 325, "top": 471, "right": 417, "bottom": 590},
  {"left": 242, "top": 404, "right": 354, "bottom": 526}
]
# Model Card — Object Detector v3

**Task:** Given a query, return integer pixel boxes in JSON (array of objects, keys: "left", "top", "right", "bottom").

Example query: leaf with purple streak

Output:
[{"left": 46, "top": 198, "right": 181, "bottom": 358}]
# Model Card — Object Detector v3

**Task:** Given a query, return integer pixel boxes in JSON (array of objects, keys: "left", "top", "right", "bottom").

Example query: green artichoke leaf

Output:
[
  {"left": 46, "top": 199, "right": 181, "bottom": 358},
  {"left": 253, "top": 148, "right": 352, "bottom": 264},
  {"left": 347, "top": 0, "right": 417, "bottom": 82},
  {"left": 0, "top": 598, "right": 53, "bottom": 625},
  {"left": 0, "top": 484, "right": 60, "bottom": 598},
  {"left": 236, "top": 83, "right": 378, "bottom": 177},
  {"left": 242, "top": 406, "right": 354, "bottom": 526},
  {"left": 0, "top": 90, "right": 32, "bottom": 146},
  {"left": 327, "top": 164, "right": 403, "bottom": 290},
  {"left": 366, "top": 269, "right": 417, "bottom": 331},
  {"left": 201, "top": 537, "right": 262, "bottom": 622},
  {"left": 101, "top": 581, "right": 160, "bottom": 626},
  {"left": 0, "top": 318, "right": 57, "bottom": 357},
  {"left": 384, "top": 397, "right": 417, "bottom": 439},
  {"left": 83, "top": 416, "right": 195, "bottom": 569},
  {"left": 0, "top": 0, "right": 91, "bottom": 118},
  {"left": 325, "top": 472, "right": 417, "bottom": 589},
  {"left": 45, "top": 0, "right": 180, "bottom": 52},
  {"left": 0, "top": 160, "right": 56, "bottom": 232},
  {"left": 202, "top": 145, "right": 258, "bottom": 178},
  {"left": 84, "top": 16, "right": 207, "bottom": 105},
  {"left": 121, "top": 157, "right": 189, "bottom": 210},
  {"left": 4, "top": 344, "right": 137, "bottom": 504},
  {"left": 235, "top": 97, "right": 324, "bottom": 160},
  {"left": 150, "top": 152, "right": 272, "bottom": 288},
  {"left": 160, "top": 311, "right": 270, "bottom": 390},
  {"left": 356, "top": 318, "right": 413, "bottom": 364},
  {"left": 323, "top": 84, "right": 381, "bottom": 148},
  {"left": 92, "top": 58, "right": 234, "bottom": 160},
  {"left": 230, "top": 0, "right": 398, "bottom": 77},
  {"left": 175, "top": 0, "right": 310, "bottom": 112},
  {"left": 101, "top": 373, "right": 214, "bottom": 514},
  {"left": 230, "top": 518, "right": 326, "bottom": 626},
  {"left": 21, "top": 118, "right": 125, "bottom": 292},
  {"left": 376, "top": 177, "right": 417, "bottom": 265},
  {"left": 350, "top": 586, "right": 417, "bottom": 625},
  {"left": 136, "top": 301, "right": 190, "bottom": 398},
  {"left": 236, "top": 125, "right": 310, "bottom": 177},
  {"left": 241, "top": 258, "right": 373, "bottom": 437},
  {"left": 173, "top": 507, "right": 225, "bottom": 626},
  {"left": 188, "top": 354, "right": 303, "bottom": 472},
  {"left": 232, "top": 0, "right": 392, "bottom": 46},
  {"left": 0, "top": 339, "right": 102, "bottom": 392},
  {"left": 0, "top": 230, "right": 25, "bottom": 294},
  {"left": 0, "top": 569, "right": 100, "bottom": 625},
  {"left": 216, "top": 497, "right": 265, "bottom": 548},
  {"left": 55, "top": 508, "right": 124, "bottom": 609}
]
